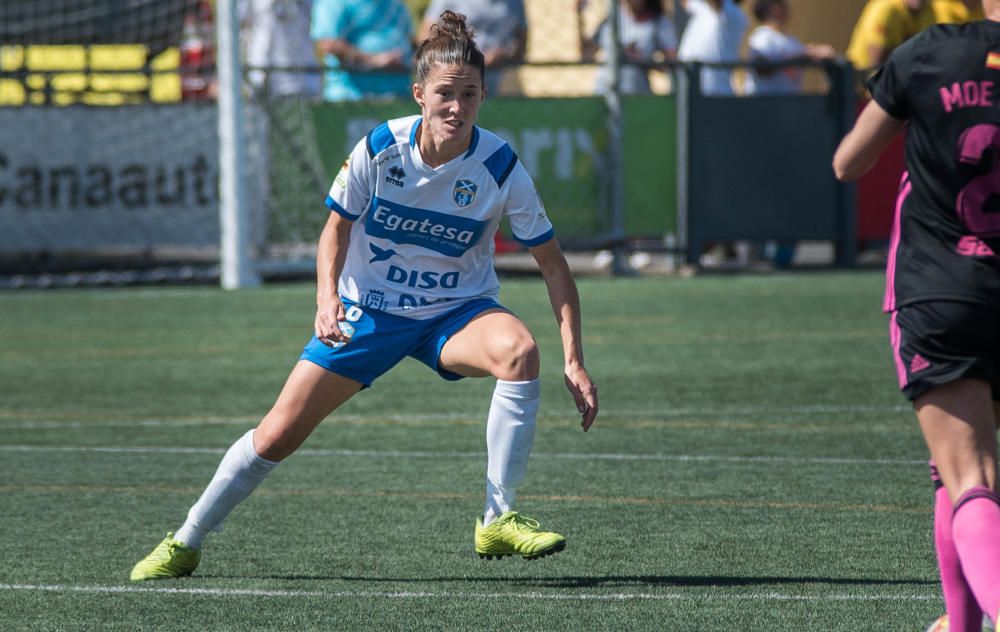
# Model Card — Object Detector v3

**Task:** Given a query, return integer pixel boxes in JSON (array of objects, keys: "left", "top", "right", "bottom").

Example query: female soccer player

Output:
[
  {"left": 834, "top": 3, "right": 1000, "bottom": 630},
  {"left": 131, "top": 10, "right": 599, "bottom": 580}
]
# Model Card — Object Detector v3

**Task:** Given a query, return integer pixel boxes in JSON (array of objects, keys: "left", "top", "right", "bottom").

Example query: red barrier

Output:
[
  {"left": 494, "top": 234, "right": 520, "bottom": 253},
  {"left": 855, "top": 102, "right": 906, "bottom": 241}
]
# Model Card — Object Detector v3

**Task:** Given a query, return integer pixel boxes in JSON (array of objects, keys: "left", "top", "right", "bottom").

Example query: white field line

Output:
[
  {"left": 0, "top": 403, "right": 913, "bottom": 430},
  {"left": 0, "top": 444, "right": 924, "bottom": 466},
  {"left": 0, "top": 582, "right": 939, "bottom": 602}
]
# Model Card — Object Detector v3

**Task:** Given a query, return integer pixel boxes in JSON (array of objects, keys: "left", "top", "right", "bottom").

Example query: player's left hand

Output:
[{"left": 564, "top": 364, "right": 598, "bottom": 432}]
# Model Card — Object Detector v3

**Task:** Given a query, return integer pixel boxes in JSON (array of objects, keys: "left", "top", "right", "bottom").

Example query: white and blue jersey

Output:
[{"left": 325, "top": 115, "right": 554, "bottom": 319}]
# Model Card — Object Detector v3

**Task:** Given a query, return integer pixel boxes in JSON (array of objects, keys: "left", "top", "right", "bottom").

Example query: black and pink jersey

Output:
[{"left": 868, "top": 21, "right": 1000, "bottom": 311}]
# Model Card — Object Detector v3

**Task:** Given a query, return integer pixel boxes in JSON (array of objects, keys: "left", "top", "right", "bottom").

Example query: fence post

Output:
[
  {"left": 675, "top": 62, "right": 696, "bottom": 265},
  {"left": 832, "top": 60, "right": 858, "bottom": 268},
  {"left": 604, "top": 0, "right": 630, "bottom": 275}
]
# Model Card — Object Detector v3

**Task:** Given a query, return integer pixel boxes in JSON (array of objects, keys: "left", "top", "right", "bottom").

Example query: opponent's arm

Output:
[
  {"left": 314, "top": 212, "right": 354, "bottom": 346},
  {"left": 529, "top": 238, "right": 599, "bottom": 431},
  {"left": 833, "top": 98, "right": 905, "bottom": 181}
]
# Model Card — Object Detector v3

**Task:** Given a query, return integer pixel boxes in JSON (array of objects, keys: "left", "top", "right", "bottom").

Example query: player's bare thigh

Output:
[
  {"left": 253, "top": 360, "right": 362, "bottom": 461},
  {"left": 438, "top": 309, "right": 539, "bottom": 381}
]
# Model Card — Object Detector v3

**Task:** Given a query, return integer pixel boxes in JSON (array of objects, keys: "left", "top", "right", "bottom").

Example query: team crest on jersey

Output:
[{"left": 453, "top": 179, "right": 477, "bottom": 207}]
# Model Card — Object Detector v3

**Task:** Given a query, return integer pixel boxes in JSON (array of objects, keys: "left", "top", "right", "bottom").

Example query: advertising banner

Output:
[
  {"left": 0, "top": 105, "right": 264, "bottom": 255},
  {"left": 310, "top": 96, "right": 676, "bottom": 240}
]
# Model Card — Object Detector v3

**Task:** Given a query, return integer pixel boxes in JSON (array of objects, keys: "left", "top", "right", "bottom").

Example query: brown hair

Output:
[{"left": 414, "top": 11, "right": 486, "bottom": 86}]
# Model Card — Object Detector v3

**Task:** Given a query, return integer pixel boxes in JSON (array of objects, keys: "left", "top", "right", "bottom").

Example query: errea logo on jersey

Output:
[
  {"left": 385, "top": 165, "right": 406, "bottom": 188},
  {"left": 366, "top": 197, "right": 486, "bottom": 257}
]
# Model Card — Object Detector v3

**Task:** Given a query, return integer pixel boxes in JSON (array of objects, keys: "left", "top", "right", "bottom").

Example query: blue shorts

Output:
[{"left": 300, "top": 297, "right": 507, "bottom": 387}]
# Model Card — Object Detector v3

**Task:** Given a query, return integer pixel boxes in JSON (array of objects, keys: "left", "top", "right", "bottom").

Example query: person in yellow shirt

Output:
[
  {"left": 933, "top": 0, "right": 986, "bottom": 22},
  {"left": 846, "top": 0, "right": 936, "bottom": 70}
]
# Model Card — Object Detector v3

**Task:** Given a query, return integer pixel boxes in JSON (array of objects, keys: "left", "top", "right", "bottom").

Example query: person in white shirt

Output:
[
  {"left": 578, "top": 0, "right": 678, "bottom": 95},
  {"left": 677, "top": 0, "right": 748, "bottom": 96},
  {"left": 239, "top": 0, "right": 322, "bottom": 97},
  {"left": 129, "top": 10, "right": 599, "bottom": 582},
  {"left": 743, "top": 0, "right": 835, "bottom": 96}
]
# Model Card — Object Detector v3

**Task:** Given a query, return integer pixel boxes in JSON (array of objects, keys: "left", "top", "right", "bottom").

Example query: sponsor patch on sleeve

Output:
[{"left": 334, "top": 158, "right": 349, "bottom": 189}]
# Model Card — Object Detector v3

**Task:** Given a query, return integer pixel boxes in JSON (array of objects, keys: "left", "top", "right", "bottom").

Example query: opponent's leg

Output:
[
  {"left": 439, "top": 310, "right": 564, "bottom": 559},
  {"left": 930, "top": 461, "right": 984, "bottom": 632},
  {"left": 919, "top": 380, "right": 1000, "bottom": 625},
  {"left": 131, "top": 361, "right": 361, "bottom": 580}
]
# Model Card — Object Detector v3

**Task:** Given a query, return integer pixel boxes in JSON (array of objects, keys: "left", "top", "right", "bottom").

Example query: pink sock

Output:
[
  {"left": 931, "top": 463, "right": 982, "bottom": 632},
  {"left": 952, "top": 486, "right": 1000, "bottom": 626}
]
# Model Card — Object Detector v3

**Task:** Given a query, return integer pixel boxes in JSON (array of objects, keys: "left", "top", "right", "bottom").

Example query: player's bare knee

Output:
[
  {"left": 253, "top": 417, "right": 297, "bottom": 462},
  {"left": 493, "top": 335, "right": 539, "bottom": 381}
]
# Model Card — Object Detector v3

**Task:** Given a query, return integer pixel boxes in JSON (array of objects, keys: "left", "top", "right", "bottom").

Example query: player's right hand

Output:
[{"left": 315, "top": 295, "right": 350, "bottom": 347}]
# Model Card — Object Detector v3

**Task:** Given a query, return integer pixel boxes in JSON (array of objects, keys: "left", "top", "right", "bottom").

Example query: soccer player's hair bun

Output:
[
  {"left": 433, "top": 10, "right": 475, "bottom": 41},
  {"left": 415, "top": 10, "right": 486, "bottom": 85}
]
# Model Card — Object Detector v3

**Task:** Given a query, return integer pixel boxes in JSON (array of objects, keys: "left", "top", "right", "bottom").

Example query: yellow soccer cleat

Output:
[
  {"left": 475, "top": 511, "right": 566, "bottom": 560},
  {"left": 924, "top": 614, "right": 995, "bottom": 632},
  {"left": 129, "top": 533, "right": 201, "bottom": 581},
  {"left": 925, "top": 614, "right": 949, "bottom": 632}
]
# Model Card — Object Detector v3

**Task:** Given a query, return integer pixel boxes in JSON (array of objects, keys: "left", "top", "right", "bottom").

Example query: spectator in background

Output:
[
  {"left": 677, "top": 0, "right": 748, "bottom": 96},
  {"left": 933, "top": 0, "right": 986, "bottom": 22},
  {"left": 743, "top": 0, "right": 835, "bottom": 96},
  {"left": 240, "top": 0, "right": 321, "bottom": 98},
  {"left": 743, "top": 0, "right": 835, "bottom": 268},
  {"left": 675, "top": 0, "right": 747, "bottom": 265},
  {"left": 846, "top": 0, "right": 935, "bottom": 71},
  {"left": 578, "top": 0, "right": 677, "bottom": 95},
  {"left": 311, "top": 0, "right": 414, "bottom": 101},
  {"left": 418, "top": 0, "right": 527, "bottom": 97}
]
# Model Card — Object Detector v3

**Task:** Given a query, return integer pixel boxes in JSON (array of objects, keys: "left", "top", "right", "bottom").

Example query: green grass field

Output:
[{"left": 0, "top": 272, "right": 947, "bottom": 630}]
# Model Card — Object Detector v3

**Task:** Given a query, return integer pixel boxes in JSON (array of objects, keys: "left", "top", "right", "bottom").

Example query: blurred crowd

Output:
[
  {"left": 235, "top": 0, "right": 987, "bottom": 101},
  {"left": 239, "top": 0, "right": 527, "bottom": 100}
]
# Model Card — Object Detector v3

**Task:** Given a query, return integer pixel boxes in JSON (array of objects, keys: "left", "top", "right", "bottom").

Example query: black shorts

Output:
[{"left": 890, "top": 301, "right": 1000, "bottom": 402}]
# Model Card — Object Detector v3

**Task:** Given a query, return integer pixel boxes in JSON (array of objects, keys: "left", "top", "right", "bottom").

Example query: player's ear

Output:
[{"left": 413, "top": 82, "right": 424, "bottom": 107}]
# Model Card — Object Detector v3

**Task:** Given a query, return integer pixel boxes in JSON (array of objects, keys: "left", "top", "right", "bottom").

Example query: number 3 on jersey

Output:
[{"left": 957, "top": 123, "right": 1000, "bottom": 237}]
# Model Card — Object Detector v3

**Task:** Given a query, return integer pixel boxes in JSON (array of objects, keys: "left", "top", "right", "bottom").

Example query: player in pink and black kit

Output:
[{"left": 834, "top": 2, "right": 1000, "bottom": 631}]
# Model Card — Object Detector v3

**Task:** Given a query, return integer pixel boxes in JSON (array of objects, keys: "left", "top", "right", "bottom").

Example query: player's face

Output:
[
  {"left": 903, "top": 0, "right": 926, "bottom": 10},
  {"left": 414, "top": 63, "right": 485, "bottom": 148}
]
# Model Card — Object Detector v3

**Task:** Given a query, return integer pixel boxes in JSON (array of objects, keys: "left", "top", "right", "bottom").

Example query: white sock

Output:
[
  {"left": 483, "top": 378, "right": 540, "bottom": 526},
  {"left": 174, "top": 429, "right": 278, "bottom": 549}
]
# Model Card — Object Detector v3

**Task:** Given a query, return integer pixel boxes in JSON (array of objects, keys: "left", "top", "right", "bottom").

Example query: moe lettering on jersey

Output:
[
  {"left": 366, "top": 197, "right": 486, "bottom": 257},
  {"left": 939, "top": 80, "right": 996, "bottom": 112}
]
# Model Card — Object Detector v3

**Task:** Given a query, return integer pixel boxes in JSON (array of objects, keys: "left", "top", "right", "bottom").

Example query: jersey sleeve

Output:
[
  {"left": 867, "top": 33, "right": 920, "bottom": 121},
  {"left": 325, "top": 138, "right": 372, "bottom": 220},
  {"left": 503, "top": 162, "right": 554, "bottom": 247}
]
